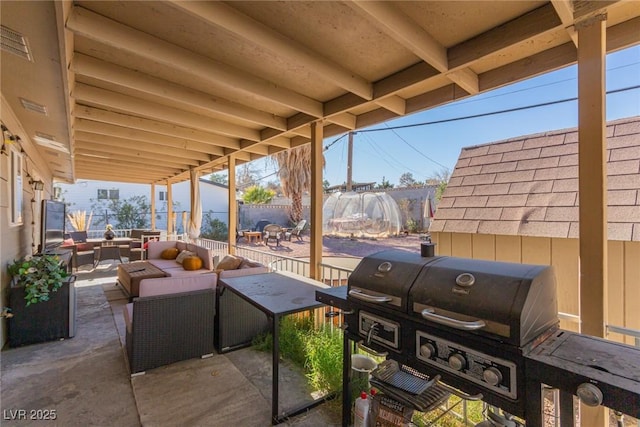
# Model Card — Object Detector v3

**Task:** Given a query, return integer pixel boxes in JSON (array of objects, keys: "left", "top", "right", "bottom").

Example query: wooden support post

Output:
[
  {"left": 228, "top": 155, "right": 237, "bottom": 255},
  {"left": 310, "top": 121, "right": 324, "bottom": 280},
  {"left": 346, "top": 131, "right": 353, "bottom": 192},
  {"left": 577, "top": 13, "right": 607, "bottom": 427},
  {"left": 150, "top": 182, "right": 156, "bottom": 230},
  {"left": 166, "top": 180, "right": 173, "bottom": 236}
]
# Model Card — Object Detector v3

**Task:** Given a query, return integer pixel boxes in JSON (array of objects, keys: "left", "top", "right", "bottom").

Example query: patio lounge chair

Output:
[{"left": 284, "top": 220, "right": 307, "bottom": 242}]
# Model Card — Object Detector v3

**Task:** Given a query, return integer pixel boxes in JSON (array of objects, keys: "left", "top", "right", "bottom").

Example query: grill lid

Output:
[
  {"left": 348, "top": 250, "right": 435, "bottom": 313},
  {"left": 409, "top": 257, "right": 558, "bottom": 347}
]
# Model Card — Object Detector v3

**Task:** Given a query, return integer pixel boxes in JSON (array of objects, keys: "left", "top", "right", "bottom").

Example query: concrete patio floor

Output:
[{"left": 1, "top": 262, "right": 342, "bottom": 426}]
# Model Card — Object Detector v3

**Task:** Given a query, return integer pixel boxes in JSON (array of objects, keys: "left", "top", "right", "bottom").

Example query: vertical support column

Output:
[
  {"left": 577, "top": 13, "right": 607, "bottom": 339},
  {"left": 310, "top": 121, "right": 324, "bottom": 280},
  {"left": 150, "top": 183, "right": 156, "bottom": 230},
  {"left": 166, "top": 180, "right": 173, "bottom": 236},
  {"left": 346, "top": 131, "right": 353, "bottom": 192},
  {"left": 577, "top": 14, "right": 607, "bottom": 427},
  {"left": 228, "top": 156, "right": 237, "bottom": 255}
]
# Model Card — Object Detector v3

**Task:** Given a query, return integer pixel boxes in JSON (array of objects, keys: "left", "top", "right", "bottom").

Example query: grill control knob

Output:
[
  {"left": 482, "top": 367, "right": 503, "bottom": 386},
  {"left": 448, "top": 353, "right": 466, "bottom": 371},
  {"left": 420, "top": 343, "right": 436, "bottom": 359},
  {"left": 576, "top": 383, "right": 603, "bottom": 407}
]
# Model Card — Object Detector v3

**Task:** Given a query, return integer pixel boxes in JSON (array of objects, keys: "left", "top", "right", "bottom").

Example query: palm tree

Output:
[{"left": 272, "top": 145, "right": 313, "bottom": 223}]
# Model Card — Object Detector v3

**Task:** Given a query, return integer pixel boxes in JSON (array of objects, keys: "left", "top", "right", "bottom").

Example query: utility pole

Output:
[{"left": 346, "top": 131, "right": 353, "bottom": 192}]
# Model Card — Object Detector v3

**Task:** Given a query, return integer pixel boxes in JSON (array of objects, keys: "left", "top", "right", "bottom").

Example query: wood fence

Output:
[{"left": 431, "top": 232, "right": 640, "bottom": 346}]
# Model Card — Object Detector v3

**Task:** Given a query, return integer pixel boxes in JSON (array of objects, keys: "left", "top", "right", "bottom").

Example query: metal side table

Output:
[{"left": 217, "top": 272, "right": 335, "bottom": 424}]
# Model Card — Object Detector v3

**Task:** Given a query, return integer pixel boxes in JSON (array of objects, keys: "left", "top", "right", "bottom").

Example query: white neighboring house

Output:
[{"left": 55, "top": 179, "right": 229, "bottom": 233}]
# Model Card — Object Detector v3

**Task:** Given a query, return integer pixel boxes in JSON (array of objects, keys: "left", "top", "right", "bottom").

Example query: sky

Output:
[{"left": 230, "top": 45, "right": 640, "bottom": 188}]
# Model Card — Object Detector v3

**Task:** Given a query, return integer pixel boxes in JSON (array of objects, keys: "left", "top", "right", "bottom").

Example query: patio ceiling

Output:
[{"left": 2, "top": 1, "right": 639, "bottom": 185}]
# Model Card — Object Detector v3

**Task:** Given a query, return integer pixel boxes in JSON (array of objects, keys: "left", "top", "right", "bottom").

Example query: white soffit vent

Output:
[
  {"left": 34, "top": 132, "right": 69, "bottom": 154},
  {"left": 0, "top": 25, "right": 32, "bottom": 61},
  {"left": 20, "top": 98, "right": 48, "bottom": 115}
]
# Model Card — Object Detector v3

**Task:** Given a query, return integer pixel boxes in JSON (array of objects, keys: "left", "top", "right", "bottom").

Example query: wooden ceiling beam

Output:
[
  {"left": 347, "top": 1, "right": 479, "bottom": 94},
  {"left": 75, "top": 121, "right": 223, "bottom": 158},
  {"left": 347, "top": 1, "right": 447, "bottom": 72},
  {"left": 73, "top": 171, "right": 159, "bottom": 184},
  {"left": 74, "top": 106, "right": 241, "bottom": 150},
  {"left": 375, "top": 95, "right": 406, "bottom": 116},
  {"left": 72, "top": 54, "right": 287, "bottom": 131},
  {"left": 74, "top": 144, "right": 201, "bottom": 167},
  {"left": 551, "top": 0, "right": 578, "bottom": 46},
  {"left": 326, "top": 112, "right": 357, "bottom": 130},
  {"left": 75, "top": 131, "right": 214, "bottom": 162},
  {"left": 75, "top": 141, "right": 205, "bottom": 167},
  {"left": 170, "top": 1, "right": 373, "bottom": 100},
  {"left": 73, "top": 84, "right": 260, "bottom": 141},
  {"left": 67, "top": 6, "right": 324, "bottom": 117},
  {"left": 481, "top": 16, "right": 640, "bottom": 91},
  {"left": 76, "top": 157, "right": 184, "bottom": 175},
  {"left": 448, "top": 3, "right": 563, "bottom": 69}
]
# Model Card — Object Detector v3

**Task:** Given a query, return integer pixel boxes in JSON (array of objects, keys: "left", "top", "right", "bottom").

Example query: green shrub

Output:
[
  {"left": 200, "top": 215, "right": 229, "bottom": 241},
  {"left": 252, "top": 315, "right": 343, "bottom": 395},
  {"left": 304, "top": 325, "right": 343, "bottom": 394}
]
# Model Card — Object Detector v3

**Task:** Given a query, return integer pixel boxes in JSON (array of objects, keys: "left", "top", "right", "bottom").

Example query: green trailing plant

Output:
[{"left": 7, "top": 255, "right": 69, "bottom": 306}]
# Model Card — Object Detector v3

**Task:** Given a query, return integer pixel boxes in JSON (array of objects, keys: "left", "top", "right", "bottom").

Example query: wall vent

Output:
[
  {"left": 20, "top": 98, "right": 48, "bottom": 115},
  {"left": 1, "top": 25, "right": 32, "bottom": 61}
]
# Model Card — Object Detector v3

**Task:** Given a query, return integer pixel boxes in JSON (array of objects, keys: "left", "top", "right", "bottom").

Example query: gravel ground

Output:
[{"left": 236, "top": 234, "right": 426, "bottom": 259}]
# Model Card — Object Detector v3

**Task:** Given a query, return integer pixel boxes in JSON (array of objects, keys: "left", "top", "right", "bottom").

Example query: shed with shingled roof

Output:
[{"left": 429, "top": 116, "right": 640, "bottom": 342}]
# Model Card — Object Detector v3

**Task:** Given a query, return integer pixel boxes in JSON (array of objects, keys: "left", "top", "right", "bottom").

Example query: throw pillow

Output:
[
  {"left": 62, "top": 238, "right": 74, "bottom": 247},
  {"left": 183, "top": 256, "right": 203, "bottom": 271},
  {"left": 161, "top": 247, "right": 180, "bottom": 260},
  {"left": 216, "top": 255, "right": 243, "bottom": 271},
  {"left": 175, "top": 250, "right": 195, "bottom": 264}
]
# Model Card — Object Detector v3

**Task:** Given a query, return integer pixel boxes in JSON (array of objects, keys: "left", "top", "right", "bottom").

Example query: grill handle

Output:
[
  {"left": 348, "top": 289, "right": 392, "bottom": 303},
  {"left": 421, "top": 309, "right": 486, "bottom": 330},
  {"left": 437, "top": 381, "right": 484, "bottom": 401},
  {"left": 356, "top": 342, "right": 388, "bottom": 358}
]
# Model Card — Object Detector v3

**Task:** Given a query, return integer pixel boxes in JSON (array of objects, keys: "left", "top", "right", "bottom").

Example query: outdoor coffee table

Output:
[
  {"left": 244, "top": 231, "right": 263, "bottom": 243},
  {"left": 217, "top": 272, "right": 333, "bottom": 424},
  {"left": 117, "top": 261, "right": 167, "bottom": 301}
]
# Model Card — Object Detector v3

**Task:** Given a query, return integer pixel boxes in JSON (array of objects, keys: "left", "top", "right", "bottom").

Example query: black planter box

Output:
[{"left": 8, "top": 278, "right": 77, "bottom": 347}]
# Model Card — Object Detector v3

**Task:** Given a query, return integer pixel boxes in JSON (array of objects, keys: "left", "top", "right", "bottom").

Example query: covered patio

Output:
[{"left": 2, "top": 1, "right": 640, "bottom": 426}]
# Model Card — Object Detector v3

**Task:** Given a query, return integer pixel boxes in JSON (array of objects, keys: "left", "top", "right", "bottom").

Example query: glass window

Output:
[
  {"left": 159, "top": 191, "right": 166, "bottom": 201},
  {"left": 109, "top": 189, "right": 119, "bottom": 200},
  {"left": 97, "top": 189, "right": 108, "bottom": 199},
  {"left": 10, "top": 147, "right": 23, "bottom": 225}
]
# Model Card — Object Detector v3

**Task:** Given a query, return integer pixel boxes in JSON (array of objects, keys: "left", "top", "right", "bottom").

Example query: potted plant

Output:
[
  {"left": 104, "top": 223, "right": 115, "bottom": 240},
  {"left": 6, "top": 254, "right": 76, "bottom": 347}
]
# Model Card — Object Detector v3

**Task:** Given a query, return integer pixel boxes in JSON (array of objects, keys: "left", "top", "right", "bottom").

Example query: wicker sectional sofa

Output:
[{"left": 122, "top": 241, "right": 270, "bottom": 374}]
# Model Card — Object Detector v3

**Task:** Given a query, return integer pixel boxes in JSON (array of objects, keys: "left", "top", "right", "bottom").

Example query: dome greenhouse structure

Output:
[{"left": 323, "top": 192, "right": 402, "bottom": 238}]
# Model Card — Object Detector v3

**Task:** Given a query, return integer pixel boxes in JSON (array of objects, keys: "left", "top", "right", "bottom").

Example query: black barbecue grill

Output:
[{"left": 342, "top": 249, "right": 559, "bottom": 417}]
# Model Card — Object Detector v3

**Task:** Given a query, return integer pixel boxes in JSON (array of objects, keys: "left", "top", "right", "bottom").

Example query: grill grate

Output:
[{"left": 370, "top": 360, "right": 451, "bottom": 412}]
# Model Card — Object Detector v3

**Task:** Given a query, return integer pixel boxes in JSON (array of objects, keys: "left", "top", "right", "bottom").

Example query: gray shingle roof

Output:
[{"left": 431, "top": 116, "right": 640, "bottom": 241}]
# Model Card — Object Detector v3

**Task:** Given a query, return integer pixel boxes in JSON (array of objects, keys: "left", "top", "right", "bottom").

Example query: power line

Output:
[
  {"left": 384, "top": 124, "right": 449, "bottom": 170},
  {"left": 358, "top": 84, "right": 640, "bottom": 133},
  {"left": 436, "top": 61, "right": 639, "bottom": 109}
]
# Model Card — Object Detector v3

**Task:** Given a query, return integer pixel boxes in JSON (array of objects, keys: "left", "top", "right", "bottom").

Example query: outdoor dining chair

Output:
[{"left": 263, "top": 224, "right": 283, "bottom": 246}]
